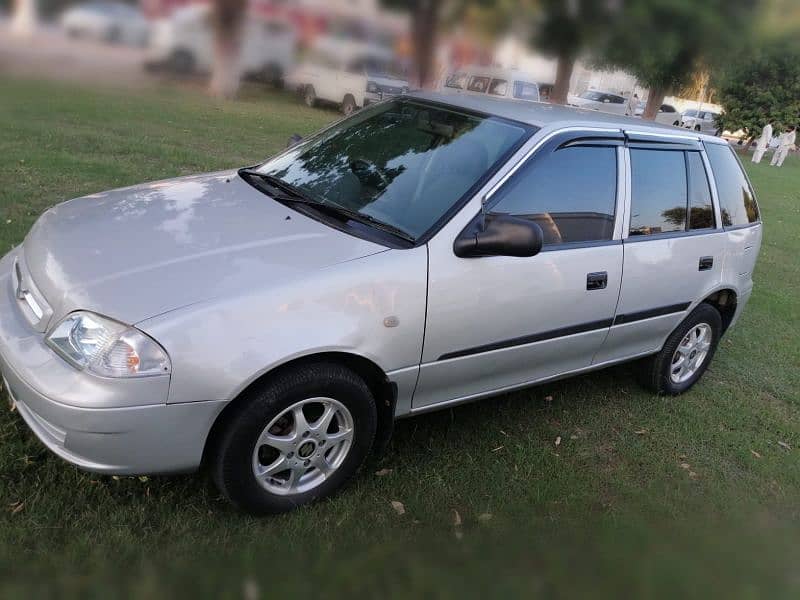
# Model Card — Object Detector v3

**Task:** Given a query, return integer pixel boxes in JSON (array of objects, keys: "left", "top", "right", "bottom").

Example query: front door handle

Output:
[
  {"left": 699, "top": 256, "right": 714, "bottom": 271},
  {"left": 587, "top": 272, "right": 608, "bottom": 290}
]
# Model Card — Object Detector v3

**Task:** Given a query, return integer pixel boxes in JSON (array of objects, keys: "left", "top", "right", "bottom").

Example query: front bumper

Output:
[{"left": 0, "top": 249, "right": 226, "bottom": 475}]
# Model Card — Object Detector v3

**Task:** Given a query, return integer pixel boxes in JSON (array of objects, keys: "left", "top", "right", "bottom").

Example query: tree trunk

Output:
[
  {"left": 643, "top": 85, "right": 668, "bottom": 120},
  {"left": 209, "top": 0, "right": 246, "bottom": 99},
  {"left": 550, "top": 53, "right": 575, "bottom": 105},
  {"left": 11, "top": 0, "right": 38, "bottom": 36},
  {"left": 412, "top": 0, "right": 440, "bottom": 89}
]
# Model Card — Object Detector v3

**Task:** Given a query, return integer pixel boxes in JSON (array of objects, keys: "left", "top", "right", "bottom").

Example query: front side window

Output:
[
  {"left": 580, "top": 91, "right": 604, "bottom": 101},
  {"left": 488, "top": 79, "right": 509, "bottom": 96},
  {"left": 489, "top": 145, "right": 618, "bottom": 245},
  {"left": 629, "top": 149, "right": 688, "bottom": 236},
  {"left": 704, "top": 143, "right": 759, "bottom": 227},
  {"left": 513, "top": 82, "right": 540, "bottom": 102},
  {"left": 255, "top": 100, "right": 532, "bottom": 241},
  {"left": 467, "top": 76, "right": 491, "bottom": 93}
]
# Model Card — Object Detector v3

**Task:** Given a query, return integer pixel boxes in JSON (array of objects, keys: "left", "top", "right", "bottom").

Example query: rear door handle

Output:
[
  {"left": 699, "top": 256, "right": 714, "bottom": 271},
  {"left": 587, "top": 272, "right": 608, "bottom": 290}
]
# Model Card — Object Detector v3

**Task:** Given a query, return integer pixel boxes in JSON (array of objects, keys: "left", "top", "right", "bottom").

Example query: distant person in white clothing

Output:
[
  {"left": 752, "top": 122, "right": 773, "bottom": 164},
  {"left": 771, "top": 126, "right": 796, "bottom": 167},
  {"left": 626, "top": 93, "right": 640, "bottom": 116}
]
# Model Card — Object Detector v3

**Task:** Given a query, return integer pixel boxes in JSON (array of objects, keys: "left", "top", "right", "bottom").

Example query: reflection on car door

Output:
[
  {"left": 595, "top": 134, "right": 726, "bottom": 364},
  {"left": 413, "top": 131, "right": 626, "bottom": 410}
]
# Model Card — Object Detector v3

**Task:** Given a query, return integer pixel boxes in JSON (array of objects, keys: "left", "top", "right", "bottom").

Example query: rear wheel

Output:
[
  {"left": 170, "top": 49, "right": 195, "bottom": 75},
  {"left": 212, "top": 362, "right": 377, "bottom": 515},
  {"left": 637, "top": 303, "right": 722, "bottom": 395},
  {"left": 341, "top": 94, "right": 357, "bottom": 116},
  {"left": 304, "top": 85, "right": 317, "bottom": 108}
]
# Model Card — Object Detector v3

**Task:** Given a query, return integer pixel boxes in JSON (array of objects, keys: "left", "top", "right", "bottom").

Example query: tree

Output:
[
  {"left": 382, "top": 0, "right": 444, "bottom": 88},
  {"left": 533, "top": 0, "right": 620, "bottom": 105},
  {"left": 715, "top": 38, "right": 800, "bottom": 140},
  {"left": 598, "top": 0, "right": 759, "bottom": 120},
  {"left": 10, "top": 0, "right": 38, "bottom": 36},
  {"left": 209, "top": 0, "right": 248, "bottom": 99}
]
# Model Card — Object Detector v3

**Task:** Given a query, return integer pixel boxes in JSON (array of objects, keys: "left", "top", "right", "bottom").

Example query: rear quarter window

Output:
[{"left": 704, "top": 143, "right": 760, "bottom": 227}]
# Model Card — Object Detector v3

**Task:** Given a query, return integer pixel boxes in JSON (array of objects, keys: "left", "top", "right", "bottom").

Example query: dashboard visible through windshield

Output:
[{"left": 254, "top": 99, "right": 534, "bottom": 242}]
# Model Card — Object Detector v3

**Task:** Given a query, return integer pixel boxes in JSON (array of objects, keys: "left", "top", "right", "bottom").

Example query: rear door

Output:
[
  {"left": 414, "top": 130, "right": 626, "bottom": 410},
  {"left": 595, "top": 133, "right": 726, "bottom": 364}
]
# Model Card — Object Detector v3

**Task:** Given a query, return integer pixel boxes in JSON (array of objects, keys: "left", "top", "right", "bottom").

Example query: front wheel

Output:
[
  {"left": 212, "top": 362, "right": 377, "bottom": 515},
  {"left": 637, "top": 303, "right": 722, "bottom": 395}
]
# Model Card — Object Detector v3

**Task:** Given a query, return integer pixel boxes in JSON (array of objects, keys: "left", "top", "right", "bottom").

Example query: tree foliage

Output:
[
  {"left": 715, "top": 38, "right": 800, "bottom": 139},
  {"left": 597, "top": 0, "right": 758, "bottom": 119},
  {"left": 532, "top": 0, "right": 619, "bottom": 104}
]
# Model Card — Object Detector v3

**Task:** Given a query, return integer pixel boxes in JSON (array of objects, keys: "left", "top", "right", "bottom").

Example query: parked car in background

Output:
[
  {"left": 441, "top": 67, "right": 541, "bottom": 103},
  {"left": 681, "top": 109, "right": 722, "bottom": 136},
  {"left": 287, "top": 37, "right": 409, "bottom": 115},
  {"left": 60, "top": 1, "right": 149, "bottom": 46},
  {"left": 568, "top": 90, "right": 628, "bottom": 115},
  {"left": 0, "top": 94, "right": 762, "bottom": 516},
  {"left": 146, "top": 5, "right": 295, "bottom": 85},
  {"left": 635, "top": 103, "right": 681, "bottom": 126}
]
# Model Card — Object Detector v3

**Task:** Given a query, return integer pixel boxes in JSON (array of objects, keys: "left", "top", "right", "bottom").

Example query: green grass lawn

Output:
[{"left": 1, "top": 76, "right": 800, "bottom": 598}]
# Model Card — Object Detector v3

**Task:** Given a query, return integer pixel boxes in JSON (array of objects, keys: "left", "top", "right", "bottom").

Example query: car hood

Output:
[{"left": 22, "top": 171, "right": 386, "bottom": 326}]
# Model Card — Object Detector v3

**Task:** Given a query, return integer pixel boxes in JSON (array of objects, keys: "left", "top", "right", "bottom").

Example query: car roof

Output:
[{"left": 409, "top": 91, "right": 720, "bottom": 141}]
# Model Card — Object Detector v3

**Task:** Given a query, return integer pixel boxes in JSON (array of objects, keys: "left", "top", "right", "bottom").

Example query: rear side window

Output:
[
  {"left": 488, "top": 79, "right": 509, "bottom": 96},
  {"left": 687, "top": 152, "right": 715, "bottom": 230},
  {"left": 607, "top": 95, "right": 625, "bottom": 104},
  {"left": 489, "top": 146, "right": 618, "bottom": 245},
  {"left": 629, "top": 149, "right": 687, "bottom": 235},
  {"left": 513, "top": 82, "right": 540, "bottom": 102},
  {"left": 467, "top": 76, "right": 490, "bottom": 93},
  {"left": 704, "top": 143, "right": 759, "bottom": 227}
]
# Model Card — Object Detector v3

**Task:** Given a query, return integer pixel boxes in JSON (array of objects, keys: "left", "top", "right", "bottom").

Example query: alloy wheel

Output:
[
  {"left": 251, "top": 398, "right": 354, "bottom": 496},
  {"left": 670, "top": 323, "right": 713, "bottom": 384}
]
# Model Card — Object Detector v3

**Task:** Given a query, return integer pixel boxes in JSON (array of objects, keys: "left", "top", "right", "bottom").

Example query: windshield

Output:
[
  {"left": 363, "top": 58, "right": 406, "bottom": 80},
  {"left": 255, "top": 100, "right": 533, "bottom": 241}
]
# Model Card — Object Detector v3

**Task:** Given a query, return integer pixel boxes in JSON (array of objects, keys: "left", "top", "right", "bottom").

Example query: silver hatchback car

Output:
[{"left": 1, "top": 94, "right": 762, "bottom": 514}]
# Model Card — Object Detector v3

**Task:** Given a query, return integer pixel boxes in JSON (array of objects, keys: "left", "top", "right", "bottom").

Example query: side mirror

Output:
[
  {"left": 454, "top": 213, "right": 544, "bottom": 258},
  {"left": 286, "top": 133, "right": 304, "bottom": 149}
]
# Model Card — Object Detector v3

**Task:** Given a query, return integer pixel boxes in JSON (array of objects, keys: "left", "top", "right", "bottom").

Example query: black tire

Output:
[
  {"left": 341, "top": 94, "right": 357, "bottom": 116},
  {"left": 637, "top": 303, "right": 722, "bottom": 395},
  {"left": 304, "top": 85, "right": 317, "bottom": 108},
  {"left": 107, "top": 26, "right": 121, "bottom": 44},
  {"left": 212, "top": 362, "right": 377, "bottom": 515},
  {"left": 259, "top": 63, "right": 284, "bottom": 88},
  {"left": 170, "top": 49, "right": 195, "bottom": 75},
  {"left": 673, "top": 120, "right": 681, "bottom": 126}
]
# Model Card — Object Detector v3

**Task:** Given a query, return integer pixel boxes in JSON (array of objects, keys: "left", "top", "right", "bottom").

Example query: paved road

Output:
[{"left": 0, "top": 20, "right": 153, "bottom": 88}]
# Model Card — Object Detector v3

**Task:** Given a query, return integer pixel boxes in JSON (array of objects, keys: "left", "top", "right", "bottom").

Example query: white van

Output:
[
  {"left": 146, "top": 5, "right": 296, "bottom": 85},
  {"left": 287, "top": 38, "right": 410, "bottom": 115},
  {"left": 441, "top": 67, "right": 541, "bottom": 103}
]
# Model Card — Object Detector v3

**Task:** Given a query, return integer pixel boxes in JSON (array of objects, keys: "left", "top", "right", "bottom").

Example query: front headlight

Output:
[
  {"left": 46, "top": 311, "right": 171, "bottom": 378},
  {"left": 367, "top": 81, "right": 379, "bottom": 94}
]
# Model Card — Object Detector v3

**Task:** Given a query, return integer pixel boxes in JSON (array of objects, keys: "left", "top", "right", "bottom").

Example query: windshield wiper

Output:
[{"left": 239, "top": 169, "right": 416, "bottom": 244}]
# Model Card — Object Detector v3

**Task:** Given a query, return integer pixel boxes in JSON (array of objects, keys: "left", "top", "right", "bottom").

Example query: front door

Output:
[{"left": 414, "top": 131, "right": 626, "bottom": 410}]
